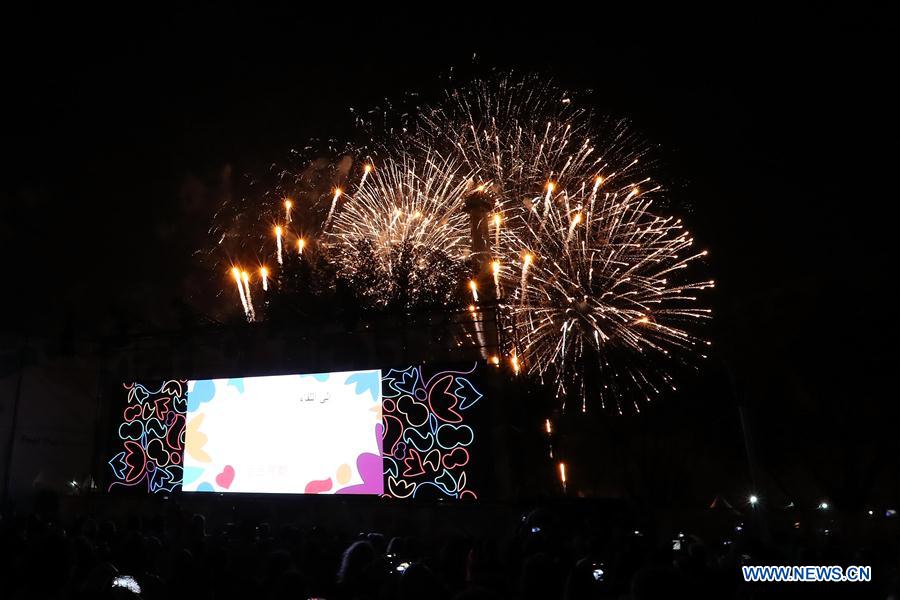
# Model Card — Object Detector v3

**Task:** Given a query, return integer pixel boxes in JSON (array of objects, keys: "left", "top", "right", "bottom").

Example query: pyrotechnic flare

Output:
[
  {"left": 284, "top": 199, "right": 293, "bottom": 223},
  {"left": 360, "top": 163, "right": 373, "bottom": 187},
  {"left": 323, "top": 187, "right": 343, "bottom": 230},
  {"left": 260, "top": 267, "right": 269, "bottom": 292},
  {"left": 275, "top": 226, "right": 283, "bottom": 265},
  {"left": 469, "top": 279, "right": 478, "bottom": 303},
  {"left": 241, "top": 270, "right": 255, "bottom": 321},
  {"left": 520, "top": 252, "right": 533, "bottom": 302},
  {"left": 232, "top": 267, "right": 250, "bottom": 319},
  {"left": 297, "top": 237, "right": 305, "bottom": 256},
  {"left": 325, "top": 153, "right": 470, "bottom": 308},
  {"left": 493, "top": 213, "right": 502, "bottom": 248},
  {"left": 491, "top": 259, "right": 501, "bottom": 298}
]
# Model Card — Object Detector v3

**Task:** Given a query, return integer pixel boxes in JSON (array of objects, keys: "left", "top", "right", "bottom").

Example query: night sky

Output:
[{"left": 2, "top": 7, "right": 896, "bottom": 501}]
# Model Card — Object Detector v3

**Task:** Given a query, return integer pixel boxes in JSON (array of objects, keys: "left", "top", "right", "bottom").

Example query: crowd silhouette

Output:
[{"left": 1, "top": 491, "right": 897, "bottom": 599}]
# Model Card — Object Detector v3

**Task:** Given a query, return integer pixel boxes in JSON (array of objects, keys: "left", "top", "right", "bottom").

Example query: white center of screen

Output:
[{"left": 182, "top": 370, "right": 382, "bottom": 494}]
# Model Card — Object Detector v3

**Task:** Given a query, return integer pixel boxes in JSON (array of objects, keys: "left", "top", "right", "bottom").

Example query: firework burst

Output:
[
  {"left": 199, "top": 72, "right": 712, "bottom": 413},
  {"left": 499, "top": 175, "right": 713, "bottom": 413},
  {"left": 324, "top": 153, "right": 472, "bottom": 309},
  {"left": 404, "top": 73, "right": 649, "bottom": 215},
  {"left": 402, "top": 73, "right": 712, "bottom": 412}
]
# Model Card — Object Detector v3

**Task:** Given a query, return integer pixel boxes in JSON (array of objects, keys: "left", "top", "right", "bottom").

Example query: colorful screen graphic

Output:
[
  {"left": 108, "top": 380, "right": 188, "bottom": 493},
  {"left": 108, "top": 364, "right": 484, "bottom": 499},
  {"left": 182, "top": 370, "right": 383, "bottom": 494},
  {"left": 381, "top": 364, "right": 481, "bottom": 500}
]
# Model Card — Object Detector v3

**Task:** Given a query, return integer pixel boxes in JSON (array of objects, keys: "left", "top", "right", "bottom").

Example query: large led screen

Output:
[
  {"left": 182, "top": 371, "right": 383, "bottom": 494},
  {"left": 107, "top": 363, "right": 485, "bottom": 499}
]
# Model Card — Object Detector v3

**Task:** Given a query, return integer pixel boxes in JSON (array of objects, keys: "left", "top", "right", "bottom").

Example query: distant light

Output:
[
  {"left": 364, "top": 164, "right": 373, "bottom": 173},
  {"left": 886, "top": 509, "right": 897, "bottom": 518},
  {"left": 867, "top": 509, "right": 874, "bottom": 516},
  {"left": 818, "top": 501, "right": 829, "bottom": 510},
  {"left": 490, "top": 355, "right": 500, "bottom": 366},
  {"left": 283, "top": 199, "right": 292, "bottom": 209},
  {"left": 749, "top": 495, "right": 759, "bottom": 505}
]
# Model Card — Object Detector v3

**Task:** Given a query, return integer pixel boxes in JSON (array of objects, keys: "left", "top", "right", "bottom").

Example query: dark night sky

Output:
[
  {"left": 0, "top": 7, "right": 893, "bottom": 354},
  {"left": 2, "top": 6, "right": 891, "bottom": 335},
  {"left": 1, "top": 6, "right": 896, "bottom": 503}
]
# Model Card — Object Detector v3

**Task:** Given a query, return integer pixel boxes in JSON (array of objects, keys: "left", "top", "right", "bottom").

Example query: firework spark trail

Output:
[
  {"left": 520, "top": 252, "right": 533, "bottom": 303},
  {"left": 241, "top": 271, "right": 256, "bottom": 321},
  {"left": 323, "top": 187, "right": 343, "bottom": 230},
  {"left": 275, "top": 226, "right": 284, "bottom": 265},
  {"left": 360, "top": 163, "right": 373, "bottom": 187},
  {"left": 324, "top": 152, "right": 471, "bottom": 308},
  {"left": 232, "top": 267, "right": 250, "bottom": 319},
  {"left": 284, "top": 199, "right": 293, "bottom": 223},
  {"left": 260, "top": 267, "right": 269, "bottom": 292}
]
